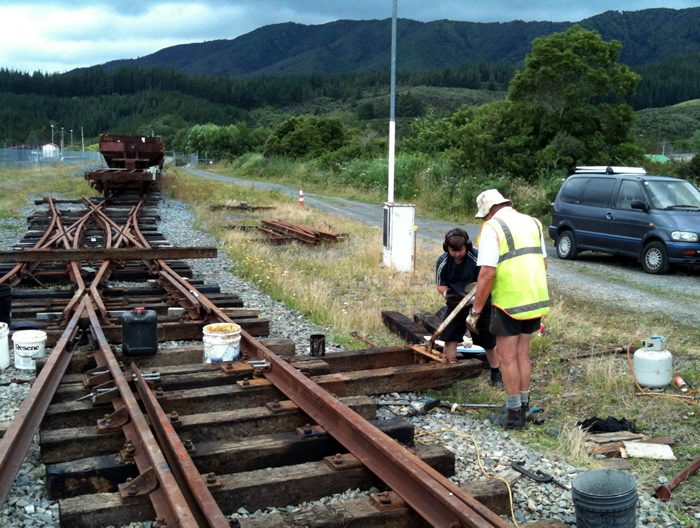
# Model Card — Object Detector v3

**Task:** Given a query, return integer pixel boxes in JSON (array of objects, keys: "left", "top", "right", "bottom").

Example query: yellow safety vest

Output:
[{"left": 484, "top": 210, "right": 550, "bottom": 320}]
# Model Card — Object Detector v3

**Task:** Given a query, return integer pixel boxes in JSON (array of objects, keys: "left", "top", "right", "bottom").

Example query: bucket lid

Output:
[{"left": 12, "top": 329, "right": 48, "bottom": 342}]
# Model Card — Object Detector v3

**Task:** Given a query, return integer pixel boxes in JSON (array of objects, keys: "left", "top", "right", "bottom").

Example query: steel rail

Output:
[
  {"left": 84, "top": 295, "right": 201, "bottom": 527},
  {"left": 132, "top": 364, "right": 230, "bottom": 527},
  {"left": 0, "top": 297, "right": 84, "bottom": 505},
  {"left": 148, "top": 270, "right": 505, "bottom": 527}
]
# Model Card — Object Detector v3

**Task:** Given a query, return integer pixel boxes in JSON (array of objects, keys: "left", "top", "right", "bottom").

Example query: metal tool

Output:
[
  {"left": 426, "top": 282, "right": 477, "bottom": 355},
  {"left": 511, "top": 461, "right": 570, "bottom": 491},
  {"left": 654, "top": 457, "right": 700, "bottom": 501}
]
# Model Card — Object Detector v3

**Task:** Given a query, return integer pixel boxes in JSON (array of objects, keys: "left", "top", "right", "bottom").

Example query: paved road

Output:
[{"left": 181, "top": 167, "right": 700, "bottom": 326}]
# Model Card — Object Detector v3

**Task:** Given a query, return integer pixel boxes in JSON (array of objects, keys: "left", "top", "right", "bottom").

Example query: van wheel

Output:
[
  {"left": 556, "top": 231, "right": 577, "bottom": 259},
  {"left": 641, "top": 241, "right": 670, "bottom": 274}
]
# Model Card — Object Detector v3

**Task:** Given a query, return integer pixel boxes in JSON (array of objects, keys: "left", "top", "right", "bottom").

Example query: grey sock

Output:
[
  {"left": 506, "top": 395, "right": 521, "bottom": 410},
  {"left": 520, "top": 391, "right": 530, "bottom": 406}
]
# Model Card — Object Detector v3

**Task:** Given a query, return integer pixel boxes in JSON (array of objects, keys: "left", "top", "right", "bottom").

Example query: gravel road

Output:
[{"left": 182, "top": 167, "right": 700, "bottom": 327}]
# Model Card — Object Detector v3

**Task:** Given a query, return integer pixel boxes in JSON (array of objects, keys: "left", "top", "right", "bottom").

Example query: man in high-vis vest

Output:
[{"left": 468, "top": 189, "right": 550, "bottom": 428}]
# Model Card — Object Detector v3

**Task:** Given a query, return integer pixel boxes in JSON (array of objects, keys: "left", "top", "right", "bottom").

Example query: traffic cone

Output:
[{"left": 299, "top": 188, "right": 304, "bottom": 207}]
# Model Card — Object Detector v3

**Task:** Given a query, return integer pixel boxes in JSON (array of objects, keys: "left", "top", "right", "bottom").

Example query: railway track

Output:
[{"left": 0, "top": 181, "right": 509, "bottom": 527}]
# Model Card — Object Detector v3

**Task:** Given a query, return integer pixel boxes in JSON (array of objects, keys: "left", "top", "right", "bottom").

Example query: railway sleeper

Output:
[
  {"left": 46, "top": 418, "right": 415, "bottom": 499},
  {"left": 58, "top": 443, "right": 452, "bottom": 528}
]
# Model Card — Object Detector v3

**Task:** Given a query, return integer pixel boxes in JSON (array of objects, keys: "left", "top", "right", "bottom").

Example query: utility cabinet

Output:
[{"left": 382, "top": 202, "right": 415, "bottom": 272}]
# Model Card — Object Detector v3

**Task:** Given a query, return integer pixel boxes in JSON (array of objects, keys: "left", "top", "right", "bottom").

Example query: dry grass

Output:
[{"left": 166, "top": 169, "right": 443, "bottom": 346}]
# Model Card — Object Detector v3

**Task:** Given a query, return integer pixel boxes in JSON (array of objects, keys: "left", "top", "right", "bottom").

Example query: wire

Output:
[{"left": 415, "top": 428, "right": 520, "bottom": 527}]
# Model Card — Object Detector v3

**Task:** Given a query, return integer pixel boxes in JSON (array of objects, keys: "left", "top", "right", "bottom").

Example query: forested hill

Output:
[{"left": 103, "top": 7, "right": 700, "bottom": 76}]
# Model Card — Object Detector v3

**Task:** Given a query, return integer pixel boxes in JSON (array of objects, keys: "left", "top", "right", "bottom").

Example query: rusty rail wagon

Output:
[{"left": 85, "top": 135, "right": 165, "bottom": 197}]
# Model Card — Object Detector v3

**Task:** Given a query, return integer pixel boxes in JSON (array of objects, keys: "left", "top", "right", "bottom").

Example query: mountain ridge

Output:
[{"left": 103, "top": 7, "right": 700, "bottom": 77}]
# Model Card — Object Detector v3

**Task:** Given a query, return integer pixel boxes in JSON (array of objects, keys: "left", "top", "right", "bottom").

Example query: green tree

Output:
[
  {"left": 263, "top": 116, "right": 346, "bottom": 159},
  {"left": 506, "top": 25, "right": 643, "bottom": 172}
]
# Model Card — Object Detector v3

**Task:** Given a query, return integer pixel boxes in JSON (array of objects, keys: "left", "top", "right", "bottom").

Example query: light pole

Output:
[
  {"left": 81, "top": 126, "right": 84, "bottom": 153},
  {"left": 50, "top": 124, "right": 54, "bottom": 145},
  {"left": 69, "top": 129, "right": 73, "bottom": 150},
  {"left": 60, "top": 127, "right": 64, "bottom": 153}
]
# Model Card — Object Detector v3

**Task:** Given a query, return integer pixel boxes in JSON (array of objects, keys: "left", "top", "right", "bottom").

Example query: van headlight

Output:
[{"left": 671, "top": 231, "right": 698, "bottom": 242}]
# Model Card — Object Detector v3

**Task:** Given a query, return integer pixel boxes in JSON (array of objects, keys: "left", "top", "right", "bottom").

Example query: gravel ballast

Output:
[{"left": 0, "top": 197, "right": 686, "bottom": 527}]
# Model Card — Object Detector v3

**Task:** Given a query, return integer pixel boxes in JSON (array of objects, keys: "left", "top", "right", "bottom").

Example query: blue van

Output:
[{"left": 548, "top": 166, "right": 700, "bottom": 274}]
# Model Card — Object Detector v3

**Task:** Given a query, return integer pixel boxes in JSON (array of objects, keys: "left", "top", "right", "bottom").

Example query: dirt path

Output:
[{"left": 182, "top": 167, "right": 700, "bottom": 326}]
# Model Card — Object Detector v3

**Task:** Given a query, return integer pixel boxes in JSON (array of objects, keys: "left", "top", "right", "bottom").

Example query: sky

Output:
[{"left": 0, "top": 1, "right": 697, "bottom": 74}]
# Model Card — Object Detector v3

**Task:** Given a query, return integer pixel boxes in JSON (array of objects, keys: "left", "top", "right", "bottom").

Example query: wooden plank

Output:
[
  {"left": 40, "top": 396, "right": 376, "bottom": 464},
  {"left": 50, "top": 357, "right": 329, "bottom": 405},
  {"left": 45, "top": 360, "right": 482, "bottom": 428},
  {"left": 46, "top": 418, "right": 414, "bottom": 499},
  {"left": 413, "top": 312, "right": 443, "bottom": 333},
  {"left": 288, "top": 346, "right": 415, "bottom": 372},
  {"left": 622, "top": 442, "right": 676, "bottom": 460},
  {"left": 0, "top": 247, "right": 217, "bottom": 263},
  {"left": 238, "top": 497, "right": 426, "bottom": 528},
  {"left": 586, "top": 431, "right": 645, "bottom": 444},
  {"left": 381, "top": 311, "right": 428, "bottom": 344},
  {"left": 36, "top": 337, "right": 295, "bottom": 375},
  {"left": 59, "top": 444, "right": 452, "bottom": 528}
]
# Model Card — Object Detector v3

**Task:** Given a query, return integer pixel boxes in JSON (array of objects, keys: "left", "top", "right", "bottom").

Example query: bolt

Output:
[
  {"left": 206, "top": 473, "right": 217, "bottom": 484},
  {"left": 242, "top": 379, "right": 249, "bottom": 386}
]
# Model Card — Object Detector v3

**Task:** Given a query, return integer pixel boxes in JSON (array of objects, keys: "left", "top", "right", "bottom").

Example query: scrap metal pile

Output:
[{"left": 0, "top": 160, "right": 520, "bottom": 527}]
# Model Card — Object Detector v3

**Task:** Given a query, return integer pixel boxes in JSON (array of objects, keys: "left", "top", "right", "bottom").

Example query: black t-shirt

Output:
[{"left": 435, "top": 248, "right": 479, "bottom": 294}]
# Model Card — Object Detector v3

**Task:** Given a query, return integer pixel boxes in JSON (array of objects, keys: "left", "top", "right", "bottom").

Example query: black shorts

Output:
[
  {"left": 489, "top": 307, "right": 541, "bottom": 337},
  {"left": 441, "top": 303, "right": 496, "bottom": 350}
]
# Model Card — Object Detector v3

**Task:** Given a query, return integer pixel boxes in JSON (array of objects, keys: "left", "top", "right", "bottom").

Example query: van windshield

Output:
[{"left": 645, "top": 180, "right": 700, "bottom": 210}]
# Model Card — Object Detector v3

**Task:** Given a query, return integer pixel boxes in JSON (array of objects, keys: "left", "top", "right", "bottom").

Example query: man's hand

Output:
[
  {"left": 444, "top": 291, "right": 464, "bottom": 308},
  {"left": 466, "top": 307, "right": 481, "bottom": 334}
]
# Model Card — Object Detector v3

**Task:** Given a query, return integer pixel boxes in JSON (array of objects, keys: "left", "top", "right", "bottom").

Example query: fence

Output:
[{"left": 0, "top": 148, "right": 103, "bottom": 169}]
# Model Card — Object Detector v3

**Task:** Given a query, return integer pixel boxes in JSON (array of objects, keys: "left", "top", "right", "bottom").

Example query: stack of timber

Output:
[{"left": 259, "top": 219, "right": 342, "bottom": 245}]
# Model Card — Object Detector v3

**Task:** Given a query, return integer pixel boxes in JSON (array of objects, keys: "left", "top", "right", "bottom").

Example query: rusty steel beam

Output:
[
  {"left": 132, "top": 364, "right": 230, "bottom": 527},
  {"left": 162, "top": 276, "right": 505, "bottom": 527},
  {"left": 0, "top": 297, "right": 83, "bottom": 505},
  {"left": 0, "top": 247, "right": 217, "bottom": 263},
  {"left": 84, "top": 296, "right": 201, "bottom": 527}
]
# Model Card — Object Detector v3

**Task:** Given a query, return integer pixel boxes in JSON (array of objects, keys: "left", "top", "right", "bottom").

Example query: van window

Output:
[
  {"left": 615, "top": 180, "right": 645, "bottom": 210},
  {"left": 559, "top": 177, "right": 588, "bottom": 203},
  {"left": 645, "top": 180, "right": 700, "bottom": 209},
  {"left": 580, "top": 178, "right": 616, "bottom": 207}
]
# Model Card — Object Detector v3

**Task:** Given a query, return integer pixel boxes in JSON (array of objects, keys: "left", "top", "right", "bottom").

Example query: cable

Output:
[{"left": 415, "top": 428, "right": 520, "bottom": 527}]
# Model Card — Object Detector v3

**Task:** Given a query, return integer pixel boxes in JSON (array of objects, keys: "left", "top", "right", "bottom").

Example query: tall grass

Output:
[{"left": 220, "top": 153, "right": 565, "bottom": 223}]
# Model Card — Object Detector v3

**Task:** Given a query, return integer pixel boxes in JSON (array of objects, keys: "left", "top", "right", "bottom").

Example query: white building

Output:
[{"left": 42, "top": 143, "right": 59, "bottom": 158}]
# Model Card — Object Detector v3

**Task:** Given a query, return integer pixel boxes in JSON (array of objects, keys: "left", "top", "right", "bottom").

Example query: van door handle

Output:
[{"left": 605, "top": 212, "right": 614, "bottom": 220}]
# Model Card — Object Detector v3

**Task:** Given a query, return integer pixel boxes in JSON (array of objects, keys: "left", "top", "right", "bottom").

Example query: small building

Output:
[
  {"left": 644, "top": 154, "right": 670, "bottom": 164},
  {"left": 42, "top": 143, "right": 59, "bottom": 158}
]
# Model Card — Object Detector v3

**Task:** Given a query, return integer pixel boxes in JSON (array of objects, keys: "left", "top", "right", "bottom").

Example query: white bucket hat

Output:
[{"left": 475, "top": 189, "right": 511, "bottom": 218}]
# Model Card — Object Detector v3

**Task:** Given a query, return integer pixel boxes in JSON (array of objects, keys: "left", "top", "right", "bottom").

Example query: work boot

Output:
[
  {"left": 489, "top": 368, "right": 502, "bottom": 387},
  {"left": 488, "top": 407, "right": 524, "bottom": 429}
]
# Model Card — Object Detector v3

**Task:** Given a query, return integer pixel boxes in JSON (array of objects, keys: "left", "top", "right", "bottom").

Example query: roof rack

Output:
[{"left": 574, "top": 166, "right": 646, "bottom": 175}]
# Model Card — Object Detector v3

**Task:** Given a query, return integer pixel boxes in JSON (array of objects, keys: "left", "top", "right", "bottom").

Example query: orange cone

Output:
[{"left": 299, "top": 188, "right": 304, "bottom": 207}]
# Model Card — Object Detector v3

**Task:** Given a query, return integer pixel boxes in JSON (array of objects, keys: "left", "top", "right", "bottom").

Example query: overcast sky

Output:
[{"left": 1, "top": 1, "right": 697, "bottom": 73}]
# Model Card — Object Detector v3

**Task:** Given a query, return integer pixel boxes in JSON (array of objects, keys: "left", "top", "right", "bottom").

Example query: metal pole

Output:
[
  {"left": 81, "top": 127, "right": 84, "bottom": 153},
  {"left": 60, "top": 128, "right": 64, "bottom": 154},
  {"left": 69, "top": 129, "right": 73, "bottom": 150},
  {"left": 50, "top": 124, "right": 54, "bottom": 145},
  {"left": 387, "top": 0, "right": 397, "bottom": 204}
]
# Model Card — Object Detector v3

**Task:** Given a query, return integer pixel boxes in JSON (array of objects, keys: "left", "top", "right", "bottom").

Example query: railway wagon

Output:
[{"left": 85, "top": 135, "right": 164, "bottom": 196}]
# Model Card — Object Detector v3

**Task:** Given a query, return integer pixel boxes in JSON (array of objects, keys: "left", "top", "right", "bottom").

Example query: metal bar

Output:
[
  {"left": 84, "top": 296, "right": 200, "bottom": 527},
  {"left": 0, "top": 297, "right": 83, "bottom": 505},
  {"left": 241, "top": 332, "right": 507, "bottom": 528},
  {"left": 132, "top": 364, "right": 230, "bottom": 527},
  {"left": 0, "top": 247, "right": 218, "bottom": 263}
]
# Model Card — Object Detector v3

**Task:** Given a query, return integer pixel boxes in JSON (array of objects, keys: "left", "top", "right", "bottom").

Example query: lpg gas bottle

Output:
[{"left": 633, "top": 335, "right": 673, "bottom": 388}]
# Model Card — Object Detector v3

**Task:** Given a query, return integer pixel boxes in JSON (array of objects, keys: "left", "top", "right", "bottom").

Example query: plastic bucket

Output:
[
  {"left": 12, "top": 329, "right": 48, "bottom": 370},
  {"left": 202, "top": 323, "right": 241, "bottom": 363},
  {"left": 572, "top": 469, "right": 638, "bottom": 528},
  {"left": 0, "top": 322, "right": 10, "bottom": 370},
  {"left": 0, "top": 284, "right": 11, "bottom": 325}
]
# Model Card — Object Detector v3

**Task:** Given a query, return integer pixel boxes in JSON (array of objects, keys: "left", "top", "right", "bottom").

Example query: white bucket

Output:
[
  {"left": 0, "top": 322, "right": 10, "bottom": 370},
  {"left": 12, "top": 329, "right": 47, "bottom": 370},
  {"left": 202, "top": 323, "right": 241, "bottom": 363}
]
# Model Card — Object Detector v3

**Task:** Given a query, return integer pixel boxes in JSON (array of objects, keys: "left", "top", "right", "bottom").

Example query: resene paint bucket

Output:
[{"left": 12, "top": 329, "right": 48, "bottom": 370}]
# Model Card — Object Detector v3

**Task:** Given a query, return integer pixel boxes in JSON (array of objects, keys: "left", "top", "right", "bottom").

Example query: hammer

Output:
[{"left": 427, "top": 282, "right": 478, "bottom": 355}]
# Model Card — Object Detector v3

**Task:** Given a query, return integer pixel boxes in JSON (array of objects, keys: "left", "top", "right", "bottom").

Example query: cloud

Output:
[{"left": 1, "top": 0, "right": 698, "bottom": 72}]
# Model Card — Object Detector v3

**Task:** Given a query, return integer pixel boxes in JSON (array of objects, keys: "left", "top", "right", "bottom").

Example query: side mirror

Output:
[{"left": 631, "top": 200, "right": 648, "bottom": 212}]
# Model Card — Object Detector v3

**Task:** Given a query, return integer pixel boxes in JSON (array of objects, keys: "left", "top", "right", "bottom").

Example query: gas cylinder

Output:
[{"left": 633, "top": 335, "right": 673, "bottom": 388}]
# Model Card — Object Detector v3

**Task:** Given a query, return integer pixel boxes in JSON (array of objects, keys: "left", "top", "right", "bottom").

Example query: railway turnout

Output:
[{"left": 0, "top": 149, "right": 508, "bottom": 527}]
